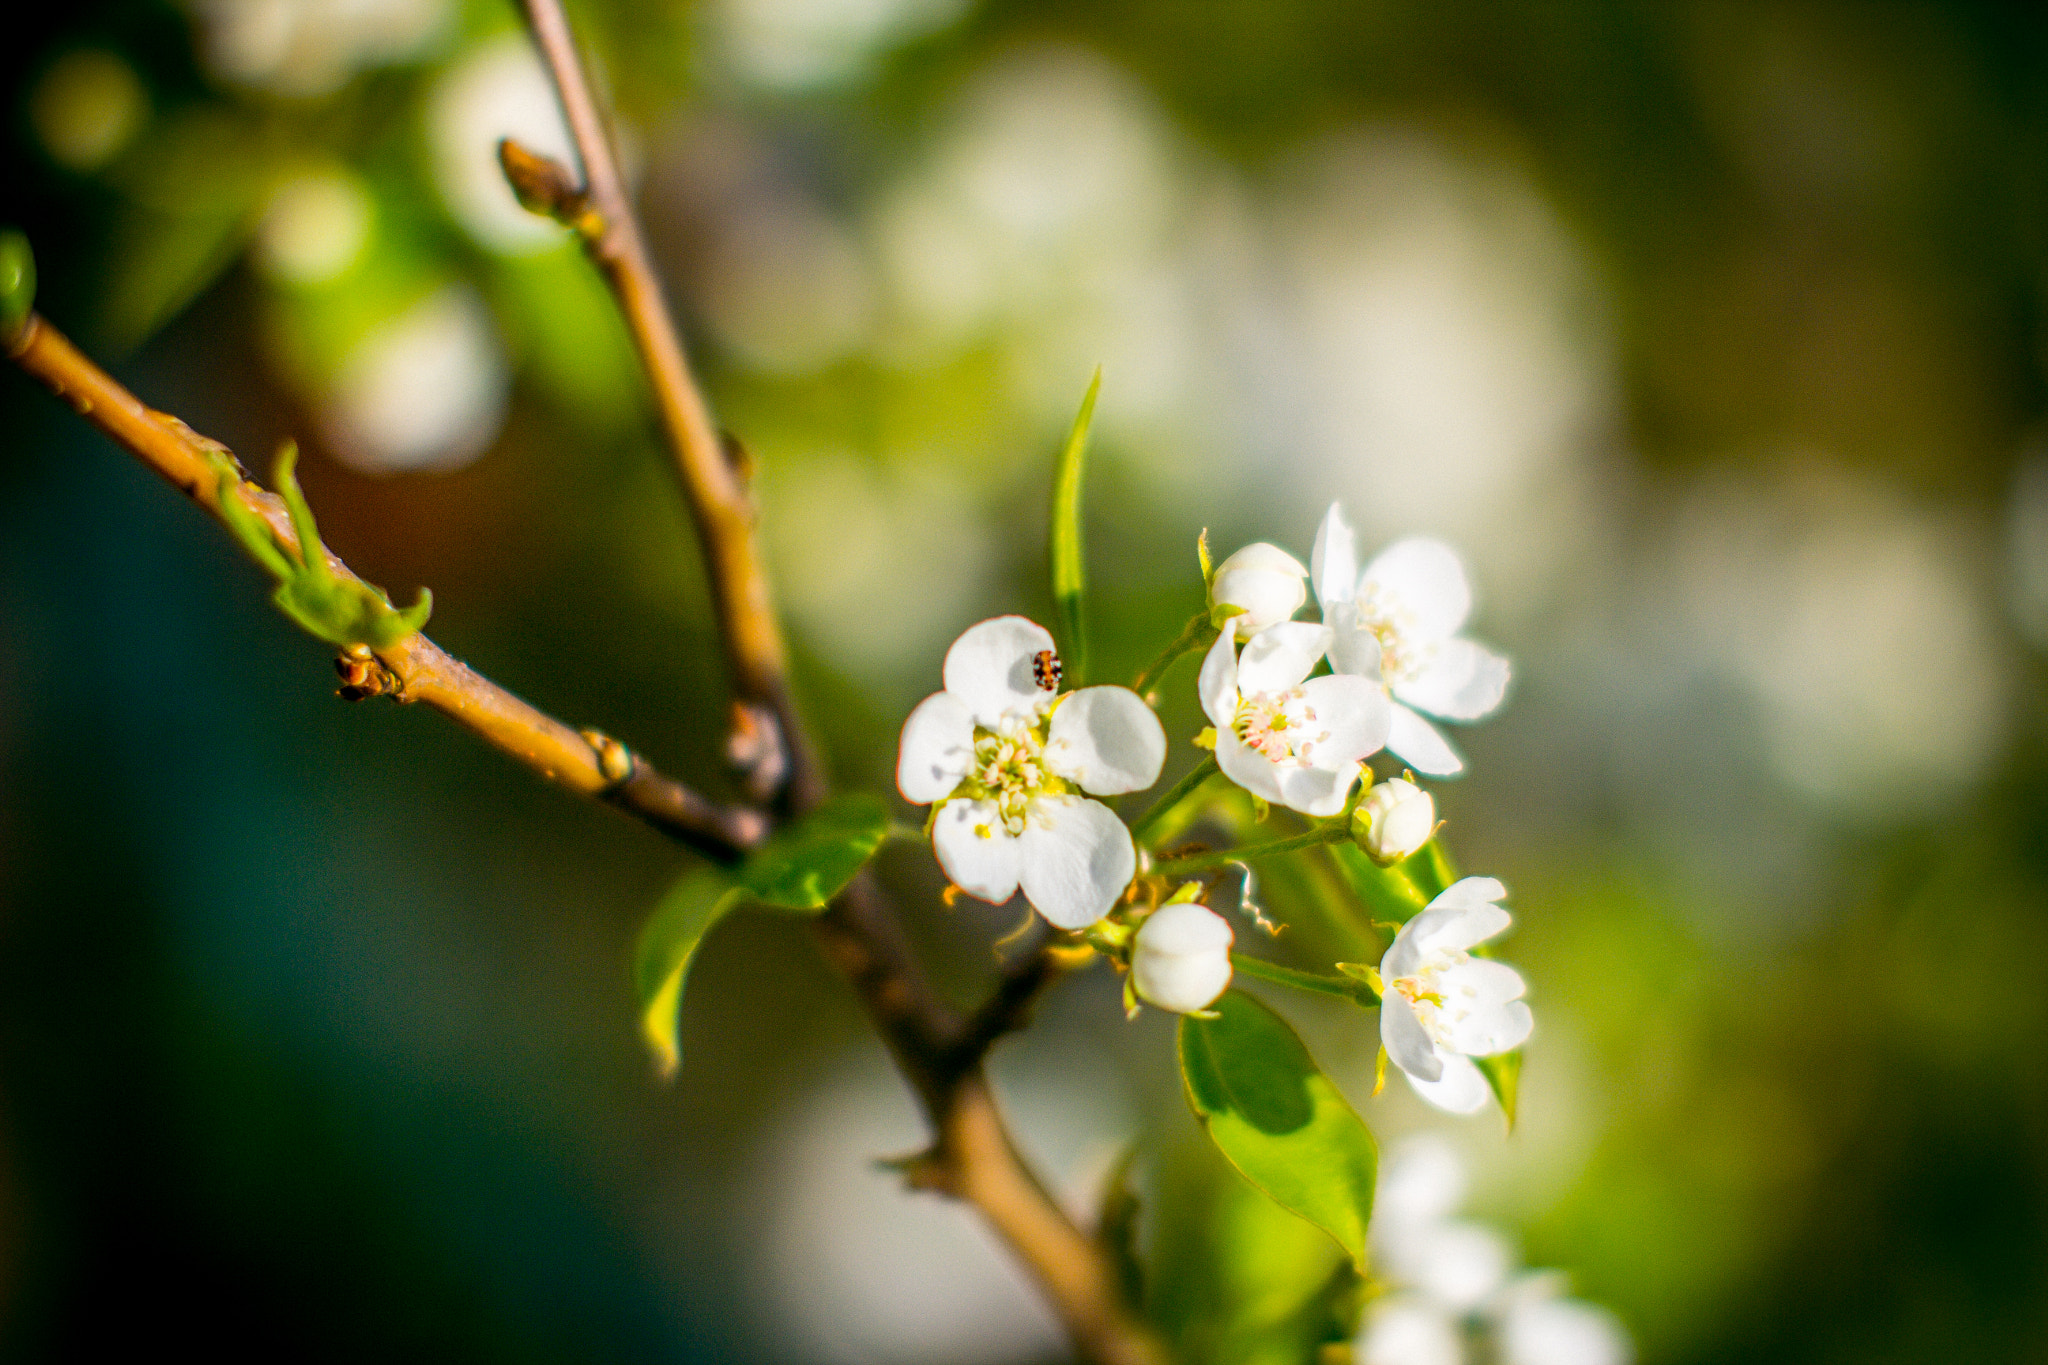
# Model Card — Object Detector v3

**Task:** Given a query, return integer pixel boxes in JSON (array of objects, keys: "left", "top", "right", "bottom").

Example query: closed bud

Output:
[
  {"left": 1356, "top": 777, "right": 1435, "bottom": 864},
  {"left": 1131, "top": 901, "right": 1234, "bottom": 1014},
  {"left": 1209, "top": 542, "right": 1308, "bottom": 635}
]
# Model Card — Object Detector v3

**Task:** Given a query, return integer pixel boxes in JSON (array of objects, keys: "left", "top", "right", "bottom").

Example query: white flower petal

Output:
[
  {"left": 1403, "top": 1051, "right": 1493, "bottom": 1114},
  {"left": 1214, "top": 541, "right": 1308, "bottom": 579},
  {"left": 1380, "top": 993, "right": 1443, "bottom": 1083},
  {"left": 1236, "top": 621, "right": 1333, "bottom": 695},
  {"left": 1442, "top": 993, "right": 1533, "bottom": 1058},
  {"left": 931, "top": 798, "right": 1021, "bottom": 905},
  {"left": 1362, "top": 537, "right": 1473, "bottom": 641},
  {"left": 1386, "top": 703, "right": 1465, "bottom": 776},
  {"left": 1198, "top": 627, "right": 1240, "bottom": 729},
  {"left": 1408, "top": 1220, "right": 1515, "bottom": 1311},
  {"left": 1324, "top": 600, "right": 1384, "bottom": 680},
  {"left": 1277, "top": 763, "right": 1360, "bottom": 817},
  {"left": 1136, "top": 900, "right": 1234, "bottom": 954},
  {"left": 1132, "top": 904, "right": 1235, "bottom": 1014},
  {"left": 1045, "top": 687, "right": 1166, "bottom": 795},
  {"left": 1211, "top": 542, "right": 1309, "bottom": 634},
  {"left": 1298, "top": 673, "right": 1392, "bottom": 767},
  {"left": 1214, "top": 726, "right": 1285, "bottom": 804},
  {"left": 1500, "top": 1296, "right": 1634, "bottom": 1365},
  {"left": 896, "top": 691, "right": 975, "bottom": 804},
  {"left": 1354, "top": 1299, "right": 1463, "bottom": 1365},
  {"left": 1372, "top": 1136, "right": 1468, "bottom": 1236},
  {"left": 1016, "top": 795, "right": 1135, "bottom": 930},
  {"left": 1395, "top": 637, "right": 1512, "bottom": 721},
  {"left": 943, "top": 616, "right": 1058, "bottom": 728},
  {"left": 1415, "top": 891, "right": 1511, "bottom": 953},
  {"left": 1311, "top": 503, "right": 1359, "bottom": 609},
  {"left": 1430, "top": 875, "right": 1510, "bottom": 912}
]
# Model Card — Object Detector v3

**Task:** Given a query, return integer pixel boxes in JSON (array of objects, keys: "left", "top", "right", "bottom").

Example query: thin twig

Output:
[
  {"left": 514, "top": 7, "right": 1165, "bottom": 1361},
  {"left": 4, "top": 314, "right": 767, "bottom": 863},
  {"left": 514, "top": 0, "right": 819, "bottom": 810}
]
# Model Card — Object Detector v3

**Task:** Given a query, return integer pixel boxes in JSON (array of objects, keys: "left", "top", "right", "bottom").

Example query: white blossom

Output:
[
  {"left": 1198, "top": 622, "right": 1389, "bottom": 816},
  {"left": 1312, "top": 503, "right": 1511, "bottom": 776},
  {"left": 1357, "top": 776, "right": 1436, "bottom": 863},
  {"left": 1497, "top": 1273, "right": 1633, "bottom": 1365},
  {"left": 1379, "top": 877, "right": 1532, "bottom": 1114},
  {"left": 897, "top": 617, "right": 1165, "bottom": 929},
  {"left": 1210, "top": 541, "right": 1308, "bottom": 635},
  {"left": 1356, "top": 1139, "right": 1634, "bottom": 1365},
  {"left": 1130, "top": 900, "right": 1234, "bottom": 1014}
]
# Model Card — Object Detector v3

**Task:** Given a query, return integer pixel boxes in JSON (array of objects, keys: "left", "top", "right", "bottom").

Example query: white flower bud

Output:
[
  {"left": 1131, "top": 901, "right": 1234, "bottom": 1014},
  {"left": 1356, "top": 777, "right": 1435, "bottom": 864},
  {"left": 1209, "top": 542, "right": 1308, "bottom": 635}
]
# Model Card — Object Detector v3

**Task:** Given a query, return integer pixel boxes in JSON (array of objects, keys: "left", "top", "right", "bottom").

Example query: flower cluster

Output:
[
  {"left": 1357, "top": 1138, "right": 1633, "bottom": 1365},
  {"left": 893, "top": 502, "right": 1534, "bottom": 1110}
]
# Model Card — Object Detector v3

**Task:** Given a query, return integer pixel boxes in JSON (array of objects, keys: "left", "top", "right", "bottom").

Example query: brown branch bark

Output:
[
  {"left": 513, "top": 7, "right": 1166, "bottom": 1362},
  {"left": 4, "top": 314, "right": 768, "bottom": 863}
]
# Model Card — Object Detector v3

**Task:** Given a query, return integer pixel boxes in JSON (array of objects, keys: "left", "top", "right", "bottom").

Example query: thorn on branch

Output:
[
  {"left": 719, "top": 430, "right": 755, "bottom": 492},
  {"left": 497, "top": 138, "right": 602, "bottom": 239},
  {"left": 727, "top": 700, "right": 788, "bottom": 803}
]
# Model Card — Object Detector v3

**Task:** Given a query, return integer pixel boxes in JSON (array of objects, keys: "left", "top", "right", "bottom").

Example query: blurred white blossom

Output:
[
  {"left": 321, "top": 285, "right": 508, "bottom": 474},
  {"left": 428, "top": 33, "right": 578, "bottom": 255},
  {"left": 256, "top": 167, "right": 373, "bottom": 285},
  {"left": 186, "top": 0, "right": 449, "bottom": 97},
  {"left": 1358, "top": 1138, "right": 1633, "bottom": 1365},
  {"left": 711, "top": 0, "right": 969, "bottom": 91}
]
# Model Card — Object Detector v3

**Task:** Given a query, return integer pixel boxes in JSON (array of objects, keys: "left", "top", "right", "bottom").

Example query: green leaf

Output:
[
  {"left": 737, "top": 791, "right": 890, "bottom": 910},
  {"left": 1329, "top": 842, "right": 1428, "bottom": 925},
  {"left": 214, "top": 445, "right": 433, "bottom": 651},
  {"left": 633, "top": 866, "right": 744, "bottom": 1078},
  {"left": 1412, "top": 839, "right": 1457, "bottom": 900},
  {"left": 1048, "top": 367, "right": 1100, "bottom": 685},
  {"left": 1178, "top": 990, "right": 1379, "bottom": 1267},
  {"left": 1477, "top": 1050, "right": 1522, "bottom": 1130}
]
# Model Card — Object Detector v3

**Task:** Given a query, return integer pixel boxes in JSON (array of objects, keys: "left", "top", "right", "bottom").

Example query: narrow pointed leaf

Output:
[
  {"left": 1477, "top": 1050, "right": 1522, "bottom": 1130},
  {"left": 1179, "top": 990, "right": 1378, "bottom": 1267},
  {"left": 1048, "top": 367, "right": 1100, "bottom": 685},
  {"left": 737, "top": 791, "right": 890, "bottom": 910},
  {"left": 1329, "top": 843, "right": 1428, "bottom": 924},
  {"left": 634, "top": 866, "right": 743, "bottom": 1078}
]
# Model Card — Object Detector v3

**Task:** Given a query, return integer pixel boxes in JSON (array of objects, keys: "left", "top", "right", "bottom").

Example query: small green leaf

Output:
[
  {"left": 1477, "top": 1050, "right": 1522, "bottom": 1130},
  {"left": 1329, "top": 842, "right": 1428, "bottom": 924},
  {"left": 213, "top": 444, "right": 432, "bottom": 650},
  {"left": 634, "top": 866, "right": 744, "bottom": 1078},
  {"left": 1048, "top": 367, "right": 1100, "bottom": 685},
  {"left": 0, "top": 229, "right": 35, "bottom": 342},
  {"left": 1179, "top": 990, "right": 1379, "bottom": 1267},
  {"left": 737, "top": 791, "right": 890, "bottom": 910}
]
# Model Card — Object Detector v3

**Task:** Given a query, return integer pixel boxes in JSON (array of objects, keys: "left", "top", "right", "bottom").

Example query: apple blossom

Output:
[
  {"left": 1357, "top": 776, "right": 1436, "bottom": 863},
  {"left": 1198, "top": 621, "right": 1390, "bottom": 816},
  {"left": 1353, "top": 1298, "right": 1463, "bottom": 1365},
  {"left": 1209, "top": 541, "right": 1308, "bottom": 635},
  {"left": 1312, "top": 504, "right": 1511, "bottom": 777},
  {"left": 1379, "top": 877, "right": 1532, "bottom": 1114},
  {"left": 1130, "top": 900, "right": 1234, "bottom": 1014},
  {"left": 897, "top": 616, "right": 1166, "bottom": 930}
]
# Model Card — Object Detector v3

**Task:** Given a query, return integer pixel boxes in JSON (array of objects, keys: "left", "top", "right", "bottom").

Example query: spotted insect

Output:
[{"left": 1031, "top": 649, "right": 1062, "bottom": 691}]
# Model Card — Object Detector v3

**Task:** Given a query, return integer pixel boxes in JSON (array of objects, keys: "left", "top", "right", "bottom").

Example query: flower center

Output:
[
  {"left": 1391, "top": 952, "right": 1474, "bottom": 1049},
  {"left": 964, "top": 718, "right": 1068, "bottom": 836},
  {"left": 1234, "top": 687, "right": 1330, "bottom": 767},
  {"left": 1356, "top": 584, "right": 1436, "bottom": 687}
]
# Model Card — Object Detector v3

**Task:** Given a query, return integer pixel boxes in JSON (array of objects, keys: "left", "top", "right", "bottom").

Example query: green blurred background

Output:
[{"left": 4, "top": 0, "right": 2048, "bottom": 1360}]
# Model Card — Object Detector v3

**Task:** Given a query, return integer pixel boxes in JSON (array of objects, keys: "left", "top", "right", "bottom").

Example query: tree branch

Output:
[
  {"left": 4, "top": 313, "right": 768, "bottom": 863},
  {"left": 513, "top": 6, "right": 1165, "bottom": 1360},
  {"left": 513, "top": 0, "right": 819, "bottom": 810}
]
